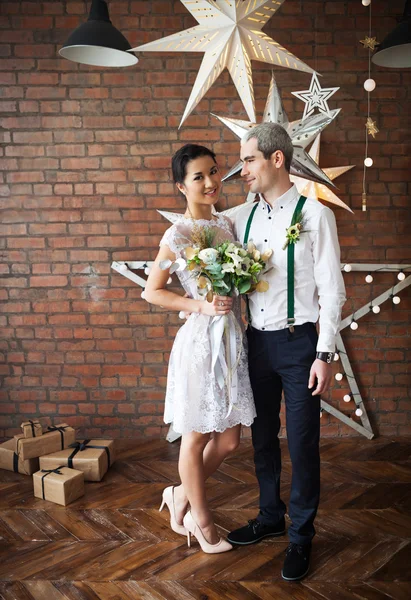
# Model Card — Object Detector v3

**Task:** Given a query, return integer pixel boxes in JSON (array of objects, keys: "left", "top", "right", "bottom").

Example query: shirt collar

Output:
[{"left": 259, "top": 184, "right": 299, "bottom": 213}]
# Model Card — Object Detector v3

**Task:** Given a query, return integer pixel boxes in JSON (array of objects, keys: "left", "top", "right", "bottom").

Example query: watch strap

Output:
[{"left": 316, "top": 351, "right": 334, "bottom": 364}]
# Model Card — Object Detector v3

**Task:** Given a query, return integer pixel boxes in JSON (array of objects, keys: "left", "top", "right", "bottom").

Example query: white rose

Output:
[{"left": 198, "top": 248, "right": 219, "bottom": 264}]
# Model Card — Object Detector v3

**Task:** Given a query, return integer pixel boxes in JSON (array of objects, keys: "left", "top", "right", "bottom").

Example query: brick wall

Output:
[{"left": 0, "top": 0, "right": 410, "bottom": 440}]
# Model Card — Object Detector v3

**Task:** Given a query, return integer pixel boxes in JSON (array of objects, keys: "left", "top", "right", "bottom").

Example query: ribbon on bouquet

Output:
[{"left": 209, "top": 312, "right": 243, "bottom": 419}]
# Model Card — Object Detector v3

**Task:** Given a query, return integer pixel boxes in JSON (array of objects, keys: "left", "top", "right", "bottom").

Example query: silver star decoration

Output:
[
  {"left": 291, "top": 72, "right": 339, "bottom": 121},
  {"left": 212, "top": 73, "right": 340, "bottom": 188},
  {"left": 291, "top": 133, "right": 355, "bottom": 213},
  {"left": 130, "top": 0, "right": 314, "bottom": 127}
]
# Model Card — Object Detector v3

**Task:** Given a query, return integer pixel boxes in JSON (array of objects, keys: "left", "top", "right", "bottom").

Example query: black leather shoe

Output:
[
  {"left": 281, "top": 542, "right": 311, "bottom": 581},
  {"left": 227, "top": 517, "right": 286, "bottom": 546}
]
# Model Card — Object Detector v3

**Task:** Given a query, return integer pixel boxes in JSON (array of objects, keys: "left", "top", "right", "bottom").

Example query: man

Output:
[{"left": 226, "top": 123, "right": 346, "bottom": 581}]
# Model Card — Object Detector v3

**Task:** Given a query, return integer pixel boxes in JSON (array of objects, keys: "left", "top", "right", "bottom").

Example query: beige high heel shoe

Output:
[
  {"left": 159, "top": 486, "right": 186, "bottom": 536},
  {"left": 183, "top": 510, "right": 233, "bottom": 554}
]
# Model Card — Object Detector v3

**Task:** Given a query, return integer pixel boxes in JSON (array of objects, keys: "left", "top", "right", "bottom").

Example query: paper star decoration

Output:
[
  {"left": 366, "top": 117, "right": 379, "bottom": 138},
  {"left": 360, "top": 36, "right": 378, "bottom": 51},
  {"left": 291, "top": 133, "right": 355, "bottom": 213},
  {"left": 130, "top": 0, "right": 314, "bottom": 127},
  {"left": 291, "top": 72, "right": 339, "bottom": 121},
  {"left": 212, "top": 73, "right": 340, "bottom": 188}
]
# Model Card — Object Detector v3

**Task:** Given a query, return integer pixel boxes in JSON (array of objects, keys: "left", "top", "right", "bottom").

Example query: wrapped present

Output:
[
  {"left": 39, "top": 439, "right": 115, "bottom": 482},
  {"left": 14, "top": 423, "right": 75, "bottom": 460},
  {"left": 33, "top": 466, "right": 84, "bottom": 506},
  {"left": 0, "top": 439, "right": 39, "bottom": 475},
  {"left": 21, "top": 420, "right": 43, "bottom": 438}
]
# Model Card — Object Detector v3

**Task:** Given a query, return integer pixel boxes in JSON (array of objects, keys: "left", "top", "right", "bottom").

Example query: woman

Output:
[{"left": 145, "top": 144, "right": 256, "bottom": 554}]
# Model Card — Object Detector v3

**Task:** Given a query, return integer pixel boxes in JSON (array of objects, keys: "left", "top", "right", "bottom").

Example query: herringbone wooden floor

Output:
[{"left": 0, "top": 437, "right": 410, "bottom": 600}]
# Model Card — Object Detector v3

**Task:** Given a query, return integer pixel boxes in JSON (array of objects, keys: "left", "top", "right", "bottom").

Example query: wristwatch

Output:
[{"left": 316, "top": 351, "right": 334, "bottom": 364}]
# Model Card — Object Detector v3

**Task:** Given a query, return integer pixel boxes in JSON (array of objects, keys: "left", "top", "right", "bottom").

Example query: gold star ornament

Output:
[
  {"left": 360, "top": 36, "right": 378, "bottom": 51},
  {"left": 366, "top": 117, "right": 379, "bottom": 138},
  {"left": 130, "top": 0, "right": 314, "bottom": 127}
]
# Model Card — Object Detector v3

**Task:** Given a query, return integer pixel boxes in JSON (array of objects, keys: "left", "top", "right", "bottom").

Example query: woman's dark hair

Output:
[{"left": 171, "top": 144, "right": 217, "bottom": 184}]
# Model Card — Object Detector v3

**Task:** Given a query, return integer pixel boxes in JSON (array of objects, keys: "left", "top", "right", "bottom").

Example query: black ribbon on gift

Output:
[
  {"left": 28, "top": 419, "right": 40, "bottom": 437},
  {"left": 16, "top": 423, "right": 70, "bottom": 457},
  {"left": 40, "top": 466, "right": 64, "bottom": 500},
  {"left": 68, "top": 440, "right": 111, "bottom": 468},
  {"left": 13, "top": 452, "right": 19, "bottom": 473},
  {"left": 47, "top": 425, "right": 69, "bottom": 450}
]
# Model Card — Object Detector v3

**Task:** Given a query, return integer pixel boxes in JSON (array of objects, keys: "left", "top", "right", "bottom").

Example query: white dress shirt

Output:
[{"left": 226, "top": 184, "right": 346, "bottom": 352}]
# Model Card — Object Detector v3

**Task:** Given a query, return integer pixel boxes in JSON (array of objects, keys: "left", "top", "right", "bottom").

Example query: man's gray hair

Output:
[{"left": 243, "top": 123, "right": 293, "bottom": 172}]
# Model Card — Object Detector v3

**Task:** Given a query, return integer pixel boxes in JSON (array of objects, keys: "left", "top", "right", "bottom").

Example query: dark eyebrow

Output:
[{"left": 192, "top": 165, "right": 217, "bottom": 176}]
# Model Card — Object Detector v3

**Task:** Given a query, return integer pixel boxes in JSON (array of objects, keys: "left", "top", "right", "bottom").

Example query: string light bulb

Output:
[
  {"left": 350, "top": 320, "right": 359, "bottom": 330},
  {"left": 365, "top": 273, "right": 373, "bottom": 283},
  {"left": 140, "top": 290, "right": 146, "bottom": 299},
  {"left": 343, "top": 394, "right": 351, "bottom": 402},
  {"left": 398, "top": 270, "right": 405, "bottom": 281},
  {"left": 334, "top": 353, "right": 340, "bottom": 361},
  {"left": 355, "top": 408, "right": 363, "bottom": 417},
  {"left": 362, "top": 0, "right": 371, "bottom": 5},
  {"left": 144, "top": 266, "right": 151, "bottom": 275},
  {"left": 364, "top": 78, "right": 376, "bottom": 92},
  {"left": 364, "top": 157, "right": 373, "bottom": 167},
  {"left": 343, "top": 264, "right": 352, "bottom": 272},
  {"left": 372, "top": 304, "right": 381, "bottom": 314},
  {"left": 335, "top": 372, "right": 344, "bottom": 381},
  {"left": 392, "top": 295, "right": 401, "bottom": 305}
]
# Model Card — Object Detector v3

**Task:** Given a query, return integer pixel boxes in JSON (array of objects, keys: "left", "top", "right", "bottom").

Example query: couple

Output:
[{"left": 145, "top": 123, "right": 346, "bottom": 582}]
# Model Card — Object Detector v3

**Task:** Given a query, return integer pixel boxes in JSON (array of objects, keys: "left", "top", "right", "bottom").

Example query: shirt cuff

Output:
[{"left": 316, "top": 333, "right": 336, "bottom": 354}]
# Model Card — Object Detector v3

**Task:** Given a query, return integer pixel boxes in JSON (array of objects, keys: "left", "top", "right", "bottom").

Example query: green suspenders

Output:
[
  {"left": 243, "top": 196, "right": 307, "bottom": 330},
  {"left": 287, "top": 195, "right": 307, "bottom": 331},
  {"left": 243, "top": 203, "right": 259, "bottom": 324}
]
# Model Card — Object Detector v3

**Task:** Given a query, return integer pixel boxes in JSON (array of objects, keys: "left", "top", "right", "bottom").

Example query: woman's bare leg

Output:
[{"left": 174, "top": 425, "right": 241, "bottom": 529}]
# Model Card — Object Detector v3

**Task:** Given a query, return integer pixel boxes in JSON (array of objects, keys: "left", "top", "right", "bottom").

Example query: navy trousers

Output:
[{"left": 247, "top": 322, "right": 321, "bottom": 545}]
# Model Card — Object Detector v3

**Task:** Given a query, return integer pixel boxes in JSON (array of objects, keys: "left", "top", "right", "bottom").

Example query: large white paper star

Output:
[
  {"left": 130, "top": 0, "right": 314, "bottom": 127},
  {"left": 291, "top": 133, "right": 355, "bottom": 213},
  {"left": 212, "top": 73, "right": 340, "bottom": 188},
  {"left": 292, "top": 72, "right": 339, "bottom": 121}
]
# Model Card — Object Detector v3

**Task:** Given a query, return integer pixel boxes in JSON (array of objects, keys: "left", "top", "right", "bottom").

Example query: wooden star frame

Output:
[{"left": 111, "top": 261, "right": 411, "bottom": 441}]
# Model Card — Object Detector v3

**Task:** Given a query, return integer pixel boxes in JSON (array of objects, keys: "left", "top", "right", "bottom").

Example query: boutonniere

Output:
[{"left": 282, "top": 212, "right": 307, "bottom": 250}]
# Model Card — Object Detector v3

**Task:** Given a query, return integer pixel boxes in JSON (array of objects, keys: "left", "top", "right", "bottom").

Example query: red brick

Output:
[{"left": 30, "top": 276, "right": 68, "bottom": 288}]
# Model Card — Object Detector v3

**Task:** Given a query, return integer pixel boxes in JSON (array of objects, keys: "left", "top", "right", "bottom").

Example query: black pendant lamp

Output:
[
  {"left": 59, "top": 0, "right": 138, "bottom": 67},
  {"left": 372, "top": 0, "right": 411, "bottom": 68}
]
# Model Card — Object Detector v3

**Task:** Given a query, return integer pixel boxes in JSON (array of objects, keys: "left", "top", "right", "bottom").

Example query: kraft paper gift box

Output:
[
  {"left": 39, "top": 439, "right": 115, "bottom": 482},
  {"left": 14, "top": 423, "right": 75, "bottom": 460},
  {"left": 21, "top": 420, "right": 43, "bottom": 439},
  {"left": 33, "top": 466, "right": 84, "bottom": 506},
  {"left": 0, "top": 439, "right": 39, "bottom": 475}
]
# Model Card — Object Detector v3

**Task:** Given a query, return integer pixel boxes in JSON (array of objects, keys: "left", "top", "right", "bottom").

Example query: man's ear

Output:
[{"left": 271, "top": 150, "right": 285, "bottom": 170}]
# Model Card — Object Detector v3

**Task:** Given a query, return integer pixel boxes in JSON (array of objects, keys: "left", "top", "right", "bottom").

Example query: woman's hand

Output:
[{"left": 200, "top": 295, "right": 233, "bottom": 317}]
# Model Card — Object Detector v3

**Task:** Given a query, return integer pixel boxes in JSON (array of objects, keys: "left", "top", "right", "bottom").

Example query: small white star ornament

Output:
[{"left": 291, "top": 73, "right": 339, "bottom": 121}]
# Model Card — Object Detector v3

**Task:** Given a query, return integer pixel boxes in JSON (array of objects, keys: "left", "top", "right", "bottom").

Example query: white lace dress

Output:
[{"left": 159, "top": 213, "right": 256, "bottom": 435}]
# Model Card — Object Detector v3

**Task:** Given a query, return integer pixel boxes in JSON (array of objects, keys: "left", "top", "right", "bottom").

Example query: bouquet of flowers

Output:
[{"left": 161, "top": 226, "right": 272, "bottom": 301}]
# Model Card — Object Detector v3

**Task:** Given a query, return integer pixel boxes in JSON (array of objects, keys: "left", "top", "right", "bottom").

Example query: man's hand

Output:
[{"left": 308, "top": 359, "right": 332, "bottom": 396}]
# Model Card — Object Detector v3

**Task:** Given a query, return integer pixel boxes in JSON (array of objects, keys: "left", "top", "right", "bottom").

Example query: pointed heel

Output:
[
  {"left": 187, "top": 530, "right": 191, "bottom": 548},
  {"left": 159, "top": 486, "right": 187, "bottom": 536},
  {"left": 183, "top": 511, "right": 233, "bottom": 555}
]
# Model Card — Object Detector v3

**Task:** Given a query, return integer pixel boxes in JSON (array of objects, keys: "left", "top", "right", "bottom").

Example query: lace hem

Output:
[{"left": 165, "top": 418, "right": 255, "bottom": 435}]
